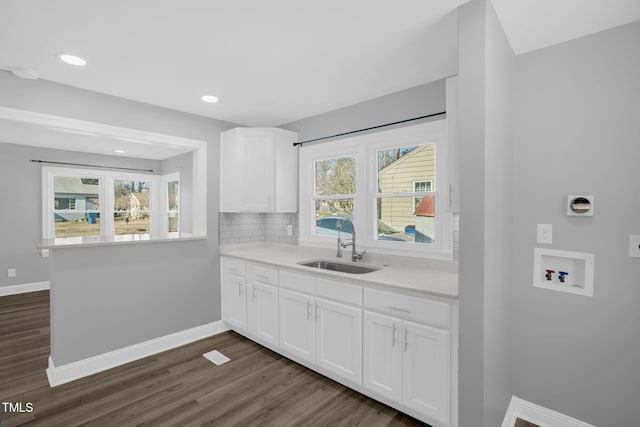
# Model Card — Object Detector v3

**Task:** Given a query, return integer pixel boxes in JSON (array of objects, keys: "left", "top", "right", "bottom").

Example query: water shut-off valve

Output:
[
  {"left": 558, "top": 271, "right": 569, "bottom": 283},
  {"left": 545, "top": 269, "right": 555, "bottom": 281}
]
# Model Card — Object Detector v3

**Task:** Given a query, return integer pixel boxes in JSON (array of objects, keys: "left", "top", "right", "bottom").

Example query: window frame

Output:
[
  {"left": 43, "top": 166, "right": 180, "bottom": 240},
  {"left": 299, "top": 120, "right": 453, "bottom": 260}
]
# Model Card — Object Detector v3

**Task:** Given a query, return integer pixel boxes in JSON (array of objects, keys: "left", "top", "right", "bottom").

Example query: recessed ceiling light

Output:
[
  {"left": 58, "top": 53, "right": 87, "bottom": 66},
  {"left": 115, "top": 150, "right": 125, "bottom": 154},
  {"left": 201, "top": 95, "right": 219, "bottom": 103}
]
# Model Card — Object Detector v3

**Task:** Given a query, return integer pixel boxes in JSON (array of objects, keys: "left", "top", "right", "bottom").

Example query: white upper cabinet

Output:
[{"left": 220, "top": 127, "right": 298, "bottom": 212}]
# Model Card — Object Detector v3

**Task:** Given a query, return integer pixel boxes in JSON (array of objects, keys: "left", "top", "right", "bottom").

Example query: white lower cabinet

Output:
[
  {"left": 278, "top": 288, "right": 315, "bottom": 363},
  {"left": 315, "top": 298, "right": 362, "bottom": 385},
  {"left": 402, "top": 320, "right": 450, "bottom": 425},
  {"left": 363, "top": 310, "right": 451, "bottom": 426},
  {"left": 363, "top": 311, "right": 403, "bottom": 401},
  {"left": 247, "top": 281, "right": 279, "bottom": 346},
  {"left": 221, "top": 270, "right": 246, "bottom": 330},
  {"left": 220, "top": 256, "right": 456, "bottom": 427}
]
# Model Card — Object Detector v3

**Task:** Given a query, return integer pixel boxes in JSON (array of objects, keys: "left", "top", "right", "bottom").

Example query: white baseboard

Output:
[
  {"left": 46, "top": 320, "right": 230, "bottom": 387},
  {"left": 0, "top": 281, "right": 50, "bottom": 297},
  {"left": 502, "top": 396, "right": 596, "bottom": 427}
]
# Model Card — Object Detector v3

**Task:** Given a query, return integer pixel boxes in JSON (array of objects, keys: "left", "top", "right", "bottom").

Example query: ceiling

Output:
[{"left": 0, "top": 0, "right": 639, "bottom": 158}]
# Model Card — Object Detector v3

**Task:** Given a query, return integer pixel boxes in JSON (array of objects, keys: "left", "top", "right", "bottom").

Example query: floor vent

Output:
[{"left": 203, "top": 350, "right": 231, "bottom": 365}]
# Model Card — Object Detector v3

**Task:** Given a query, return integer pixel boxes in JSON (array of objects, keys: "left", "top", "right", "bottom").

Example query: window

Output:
[
  {"left": 167, "top": 179, "right": 180, "bottom": 233},
  {"left": 314, "top": 157, "right": 356, "bottom": 238},
  {"left": 53, "top": 175, "right": 101, "bottom": 238},
  {"left": 299, "top": 120, "right": 452, "bottom": 259},
  {"left": 413, "top": 180, "right": 433, "bottom": 208},
  {"left": 43, "top": 167, "right": 179, "bottom": 239},
  {"left": 377, "top": 145, "right": 436, "bottom": 244}
]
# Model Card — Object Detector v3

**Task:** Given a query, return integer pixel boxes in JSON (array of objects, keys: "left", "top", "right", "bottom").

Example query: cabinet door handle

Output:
[
  {"left": 404, "top": 327, "right": 409, "bottom": 352},
  {"left": 315, "top": 302, "right": 319, "bottom": 321},
  {"left": 252, "top": 285, "right": 257, "bottom": 301},
  {"left": 257, "top": 275, "right": 269, "bottom": 282},
  {"left": 238, "top": 282, "right": 243, "bottom": 296},
  {"left": 306, "top": 301, "right": 312, "bottom": 320},
  {"left": 388, "top": 305, "right": 411, "bottom": 314},
  {"left": 392, "top": 322, "right": 397, "bottom": 348}
]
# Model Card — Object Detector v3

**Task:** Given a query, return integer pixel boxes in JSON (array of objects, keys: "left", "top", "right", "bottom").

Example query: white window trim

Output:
[
  {"left": 43, "top": 166, "right": 179, "bottom": 240},
  {"left": 299, "top": 120, "right": 453, "bottom": 260}
]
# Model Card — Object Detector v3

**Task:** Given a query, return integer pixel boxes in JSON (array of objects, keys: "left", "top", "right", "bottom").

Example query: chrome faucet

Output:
[{"left": 336, "top": 219, "right": 366, "bottom": 262}]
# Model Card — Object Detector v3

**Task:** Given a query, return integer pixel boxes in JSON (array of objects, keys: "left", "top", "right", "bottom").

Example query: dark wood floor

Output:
[{"left": 0, "top": 291, "right": 427, "bottom": 427}]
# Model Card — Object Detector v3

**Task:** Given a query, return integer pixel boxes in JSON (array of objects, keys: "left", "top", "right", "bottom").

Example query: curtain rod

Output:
[
  {"left": 30, "top": 160, "right": 154, "bottom": 173},
  {"left": 292, "top": 111, "right": 446, "bottom": 147}
]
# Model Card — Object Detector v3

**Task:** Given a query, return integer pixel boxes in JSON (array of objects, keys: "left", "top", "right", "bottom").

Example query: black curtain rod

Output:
[
  {"left": 30, "top": 160, "right": 154, "bottom": 173},
  {"left": 292, "top": 111, "right": 446, "bottom": 147}
]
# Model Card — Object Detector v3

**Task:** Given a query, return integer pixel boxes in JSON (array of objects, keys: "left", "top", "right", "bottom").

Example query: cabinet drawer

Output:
[
  {"left": 221, "top": 257, "right": 246, "bottom": 277},
  {"left": 279, "top": 270, "right": 315, "bottom": 294},
  {"left": 315, "top": 278, "right": 361, "bottom": 306},
  {"left": 253, "top": 265, "right": 278, "bottom": 285},
  {"left": 364, "top": 288, "right": 450, "bottom": 329}
]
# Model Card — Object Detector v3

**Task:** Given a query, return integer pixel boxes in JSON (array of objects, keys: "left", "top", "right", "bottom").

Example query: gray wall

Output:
[
  {"left": 0, "top": 142, "right": 160, "bottom": 288},
  {"left": 456, "top": 2, "right": 516, "bottom": 426},
  {"left": 483, "top": 3, "right": 515, "bottom": 426},
  {"left": 0, "top": 74, "right": 239, "bottom": 364},
  {"left": 282, "top": 79, "right": 447, "bottom": 142},
  {"left": 510, "top": 20, "right": 640, "bottom": 427},
  {"left": 456, "top": 2, "right": 488, "bottom": 425}
]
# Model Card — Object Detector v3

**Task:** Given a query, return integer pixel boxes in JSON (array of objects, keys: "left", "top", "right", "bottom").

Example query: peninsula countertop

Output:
[{"left": 220, "top": 243, "right": 458, "bottom": 298}]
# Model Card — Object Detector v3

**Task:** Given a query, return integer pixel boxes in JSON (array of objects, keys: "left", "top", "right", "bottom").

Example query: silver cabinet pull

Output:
[
  {"left": 404, "top": 327, "right": 409, "bottom": 351},
  {"left": 238, "top": 281, "right": 243, "bottom": 296},
  {"left": 252, "top": 285, "right": 257, "bottom": 301},
  {"left": 257, "top": 275, "right": 269, "bottom": 282},
  {"left": 392, "top": 322, "right": 397, "bottom": 348},
  {"left": 388, "top": 305, "right": 411, "bottom": 314},
  {"left": 315, "top": 302, "right": 320, "bottom": 321},
  {"left": 306, "top": 301, "right": 312, "bottom": 320}
]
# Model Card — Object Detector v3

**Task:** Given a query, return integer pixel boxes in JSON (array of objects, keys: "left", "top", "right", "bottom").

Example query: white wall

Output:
[{"left": 510, "top": 20, "right": 640, "bottom": 427}]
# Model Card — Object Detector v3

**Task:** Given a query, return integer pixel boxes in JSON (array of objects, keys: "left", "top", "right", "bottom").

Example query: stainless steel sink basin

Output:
[{"left": 298, "top": 259, "right": 380, "bottom": 274}]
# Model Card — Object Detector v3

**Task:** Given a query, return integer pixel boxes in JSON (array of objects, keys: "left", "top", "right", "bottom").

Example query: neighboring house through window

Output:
[{"left": 43, "top": 166, "right": 180, "bottom": 239}]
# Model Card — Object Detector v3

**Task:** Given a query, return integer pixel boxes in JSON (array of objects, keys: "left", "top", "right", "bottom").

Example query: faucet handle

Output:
[{"left": 354, "top": 249, "right": 366, "bottom": 262}]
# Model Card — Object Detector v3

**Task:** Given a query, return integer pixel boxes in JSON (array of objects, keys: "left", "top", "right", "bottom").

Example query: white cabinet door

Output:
[
  {"left": 222, "top": 271, "right": 246, "bottom": 330},
  {"left": 278, "top": 288, "right": 315, "bottom": 364},
  {"left": 247, "top": 281, "right": 278, "bottom": 346},
  {"left": 220, "top": 128, "right": 297, "bottom": 213},
  {"left": 363, "top": 311, "right": 402, "bottom": 401},
  {"left": 243, "top": 130, "right": 275, "bottom": 212},
  {"left": 315, "top": 298, "right": 362, "bottom": 385},
  {"left": 402, "top": 320, "right": 451, "bottom": 425}
]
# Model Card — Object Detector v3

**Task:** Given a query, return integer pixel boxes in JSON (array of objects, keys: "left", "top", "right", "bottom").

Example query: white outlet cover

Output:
[
  {"left": 629, "top": 235, "right": 640, "bottom": 258},
  {"left": 537, "top": 224, "right": 552, "bottom": 244},
  {"left": 8, "top": 268, "right": 16, "bottom": 278}
]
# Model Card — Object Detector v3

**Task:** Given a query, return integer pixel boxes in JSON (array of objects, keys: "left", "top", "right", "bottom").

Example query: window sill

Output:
[{"left": 34, "top": 232, "right": 206, "bottom": 256}]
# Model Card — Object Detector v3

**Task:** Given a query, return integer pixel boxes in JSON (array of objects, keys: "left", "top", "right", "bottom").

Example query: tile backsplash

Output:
[
  {"left": 219, "top": 213, "right": 299, "bottom": 245},
  {"left": 220, "top": 212, "right": 458, "bottom": 261}
]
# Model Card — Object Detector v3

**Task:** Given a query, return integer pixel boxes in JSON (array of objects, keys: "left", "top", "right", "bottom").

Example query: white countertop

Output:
[
  {"left": 220, "top": 242, "right": 459, "bottom": 298},
  {"left": 35, "top": 232, "right": 206, "bottom": 249}
]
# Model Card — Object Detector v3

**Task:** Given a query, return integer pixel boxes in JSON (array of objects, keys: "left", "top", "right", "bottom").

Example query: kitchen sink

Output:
[{"left": 298, "top": 259, "right": 380, "bottom": 274}]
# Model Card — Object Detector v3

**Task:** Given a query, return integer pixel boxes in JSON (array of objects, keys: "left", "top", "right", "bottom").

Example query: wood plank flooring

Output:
[{"left": 0, "top": 291, "right": 428, "bottom": 427}]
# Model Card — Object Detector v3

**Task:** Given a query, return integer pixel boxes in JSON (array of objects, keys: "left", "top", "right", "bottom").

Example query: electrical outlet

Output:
[
  {"left": 8, "top": 268, "right": 16, "bottom": 278},
  {"left": 629, "top": 235, "right": 640, "bottom": 258},
  {"left": 286, "top": 224, "right": 293, "bottom": 236},
  {"left": 537, "top": 224, "right": 552, "bottom": 244}
]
